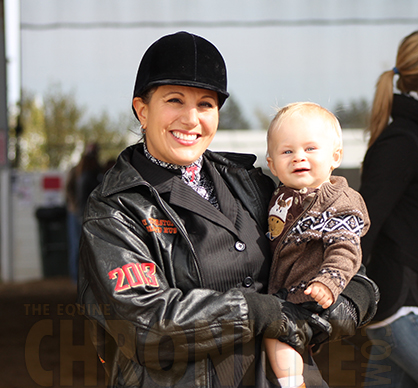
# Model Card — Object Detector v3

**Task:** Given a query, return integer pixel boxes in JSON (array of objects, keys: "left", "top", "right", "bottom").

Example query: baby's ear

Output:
[
  {"left": 332, "top": 148, "right": 343, "bottom": 170},
  {"left": 267, "top": 156, "right": 278, "bottom": 177}
]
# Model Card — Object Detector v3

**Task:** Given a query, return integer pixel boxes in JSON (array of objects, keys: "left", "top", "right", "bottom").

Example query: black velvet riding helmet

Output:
[{"left": 132, "top": 31, "right": 229, "bottom": 118}]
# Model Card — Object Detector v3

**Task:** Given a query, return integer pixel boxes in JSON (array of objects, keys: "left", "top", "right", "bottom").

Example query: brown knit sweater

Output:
[{"left": 267, "top": 175, "right": 370, "bottom": 305}]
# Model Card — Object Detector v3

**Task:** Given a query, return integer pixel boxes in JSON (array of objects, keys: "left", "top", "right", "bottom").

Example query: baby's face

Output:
[{"left": 267, "top": 113, "right": 342, "bottom": 190}]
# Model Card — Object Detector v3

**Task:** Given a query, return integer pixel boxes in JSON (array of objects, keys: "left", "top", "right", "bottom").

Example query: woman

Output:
[
  {"left": 77, "top": 31, "right": 378, "bottom": 388},
  {"left": 360, "top": 31, "right": 418, "bottom": 388}
]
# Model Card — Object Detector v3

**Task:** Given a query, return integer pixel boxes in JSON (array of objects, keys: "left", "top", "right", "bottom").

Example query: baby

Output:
[{"left": 264, "top": 102, "right": 369, "bottom": 388}]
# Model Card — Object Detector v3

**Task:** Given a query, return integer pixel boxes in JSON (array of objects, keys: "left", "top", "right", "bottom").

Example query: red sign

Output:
[{"left": 42, "top": 176, "right": 62, "bottom": 190}]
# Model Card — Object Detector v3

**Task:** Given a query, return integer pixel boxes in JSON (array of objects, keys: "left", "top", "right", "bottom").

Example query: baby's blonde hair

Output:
[{"left": 266, "top": 102, "right": 343, "bottom": 157}]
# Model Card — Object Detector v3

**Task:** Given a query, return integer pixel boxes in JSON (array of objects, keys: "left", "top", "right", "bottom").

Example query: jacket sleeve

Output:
[
  {"left": 77, "top": 195, "right": 284, "bottom": 369},
  {"left": 340, "top": 264, "right": 380, "bottom": 327}
]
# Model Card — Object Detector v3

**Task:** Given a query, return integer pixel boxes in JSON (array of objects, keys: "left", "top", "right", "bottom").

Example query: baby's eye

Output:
[
  {"left": 306, "top": 147, "right": 316, "bottom": 151},
  {"left": 283, "top": 150, "right": 292, "bottom": 154}
]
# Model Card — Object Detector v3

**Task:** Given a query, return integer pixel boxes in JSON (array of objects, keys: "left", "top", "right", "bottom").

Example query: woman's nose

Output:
[{"left": 181, "top": 107, "right": 199, "bottom": 127}]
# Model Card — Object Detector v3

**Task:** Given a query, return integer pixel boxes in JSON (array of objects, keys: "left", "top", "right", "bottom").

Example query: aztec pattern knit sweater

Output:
[{"left": 267, "top": 175, "right": 370, "bottom": 305}]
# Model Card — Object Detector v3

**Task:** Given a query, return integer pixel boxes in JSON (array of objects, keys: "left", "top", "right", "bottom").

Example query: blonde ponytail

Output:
[
  {"left": 366, "top": 31, "right": 418, "bottom": 149},
  {"left": 367, "top": 71, "right": 395, "bottom": 148}
]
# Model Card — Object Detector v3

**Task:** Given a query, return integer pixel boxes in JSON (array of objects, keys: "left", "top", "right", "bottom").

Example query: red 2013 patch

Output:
[{"left": 108, "top": 262, "right": 159, "bottom": 293}]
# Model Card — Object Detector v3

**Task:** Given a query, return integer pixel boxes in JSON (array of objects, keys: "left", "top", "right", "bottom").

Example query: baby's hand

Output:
[{"left": 304, "top": 282, "right": 334, "bottom": 309}]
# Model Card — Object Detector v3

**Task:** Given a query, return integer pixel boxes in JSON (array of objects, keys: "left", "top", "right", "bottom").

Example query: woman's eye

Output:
[
  {"left": 200, "top": 101, "right": 214, "bottom": 108},
  {"left": 167, "top": 98, "right": 182, "bottom": 104}
]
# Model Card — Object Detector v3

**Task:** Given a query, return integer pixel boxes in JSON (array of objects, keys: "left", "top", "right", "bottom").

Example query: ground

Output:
[
  {"left": 0, "top": 277, "right": 371, "bottom": 388},
  {"left": 0, "top": 277, "right": 106, "bottom": 388}
]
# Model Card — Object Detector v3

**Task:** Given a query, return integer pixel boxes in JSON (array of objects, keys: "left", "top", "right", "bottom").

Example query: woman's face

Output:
[{"left": 133, "top": 85, "right": 219, "bottom": 166}]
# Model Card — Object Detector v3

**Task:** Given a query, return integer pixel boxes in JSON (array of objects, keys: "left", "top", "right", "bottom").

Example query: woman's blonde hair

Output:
[{"left": 367, "top": 31, "right": 418, "bottom": 148}]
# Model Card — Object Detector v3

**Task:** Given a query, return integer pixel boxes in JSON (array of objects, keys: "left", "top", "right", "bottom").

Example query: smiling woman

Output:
[{"left": 76, "top": 31, "right": 379, "bottom": 388}]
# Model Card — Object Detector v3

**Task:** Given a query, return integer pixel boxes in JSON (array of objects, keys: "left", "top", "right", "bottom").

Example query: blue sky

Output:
[{"left": 6, "top": 0, "right": 418, "bottom": 128}]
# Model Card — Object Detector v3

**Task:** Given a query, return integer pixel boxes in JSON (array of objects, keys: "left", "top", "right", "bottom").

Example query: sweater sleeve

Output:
[{"left": 308, "top": 191, "right": 370, "bottom": 302}]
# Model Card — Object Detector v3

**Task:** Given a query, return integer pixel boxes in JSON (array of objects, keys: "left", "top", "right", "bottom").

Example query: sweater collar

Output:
[{"left": 279, "top": 175, "right": 348, "bottom": 209}]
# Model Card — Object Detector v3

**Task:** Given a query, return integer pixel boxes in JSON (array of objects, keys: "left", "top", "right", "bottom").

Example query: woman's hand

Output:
[
  {"left": 245, "top": 292, "right": 331, "bottom": 354},
  {"left": 278, "top": 300, "right": 332, "bottom": 354},
  {"left": 309, "top": 295, "right": 358, "bottom": 346},
  {"left": 309, "top": 266, "right": 380, "bottom": 346}
]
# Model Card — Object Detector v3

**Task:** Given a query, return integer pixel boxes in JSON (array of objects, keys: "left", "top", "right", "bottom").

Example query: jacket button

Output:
[
  {"left": 243, "top": 277, "right": 254, "bottom": 287},
  {"left": 235, "top": 241, "right": 246, "bottom": 251}
]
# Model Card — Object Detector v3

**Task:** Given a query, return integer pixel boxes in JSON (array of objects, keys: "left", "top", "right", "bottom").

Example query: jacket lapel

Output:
[
  {"left": 168, "top": 177, "right": 238, "bottom": 234},
  {"left": 204, "top": 158, "right": 238, "bottom": 224}
]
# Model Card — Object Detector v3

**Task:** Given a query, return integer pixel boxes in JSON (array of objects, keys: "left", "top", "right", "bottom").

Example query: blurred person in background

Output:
[
  {"left": 65, "top": 142, "right": 102, "bottom": 283},
  {"left": 360, "top": 31, "right": 418, "bottom": 388},
  {"left": 75, "top": 142, "right": 103, "bottom": 219}
]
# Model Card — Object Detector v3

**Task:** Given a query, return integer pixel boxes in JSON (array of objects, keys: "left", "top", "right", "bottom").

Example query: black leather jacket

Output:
[{"left": 78, "top": 144, "right": 378, "bottom": 387}]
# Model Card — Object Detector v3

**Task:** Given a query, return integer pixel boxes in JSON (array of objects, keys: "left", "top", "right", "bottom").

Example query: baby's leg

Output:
[{"left": 265, "top": 338, "right": 304, "bottom": 388}]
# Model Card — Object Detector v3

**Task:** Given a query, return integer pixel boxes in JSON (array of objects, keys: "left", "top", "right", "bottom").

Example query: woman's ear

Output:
[
  {"left": 132, "top": 97, "right": 148, "bottom": 129},
  {"left": 331, "top": 148, "right": 343, "bottom": 170}
]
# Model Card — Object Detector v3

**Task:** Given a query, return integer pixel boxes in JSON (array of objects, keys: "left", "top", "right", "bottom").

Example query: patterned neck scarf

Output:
[{"left": 143, "top": 142, "right": 219, "bottom": 209}]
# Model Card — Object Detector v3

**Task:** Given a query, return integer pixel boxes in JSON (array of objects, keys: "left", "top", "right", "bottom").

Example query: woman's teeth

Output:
[{"left": 172, "top": 131, "right": 198, "bottom": 141}]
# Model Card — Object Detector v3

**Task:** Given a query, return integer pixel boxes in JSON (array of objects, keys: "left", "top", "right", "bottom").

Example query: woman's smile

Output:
[{"left": 171, "top": 130, "right": 200, "bottom": 142}]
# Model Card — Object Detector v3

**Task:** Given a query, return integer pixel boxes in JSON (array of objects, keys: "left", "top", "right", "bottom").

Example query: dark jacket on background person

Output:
[
  {"left": 360, "top": 93, "right": 418, "bottom": 322},
  {"left": 78, "top": 143, "right": 378, "bottom": 387}
]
